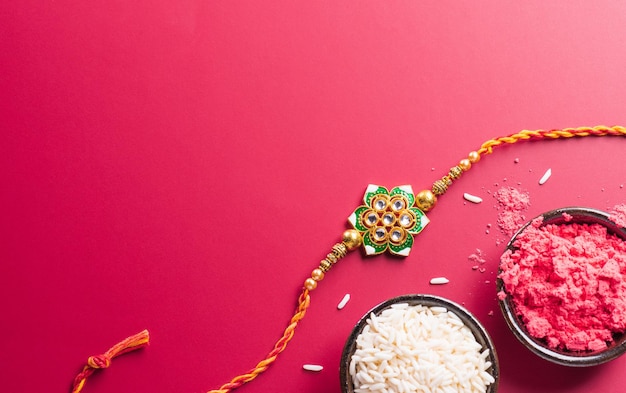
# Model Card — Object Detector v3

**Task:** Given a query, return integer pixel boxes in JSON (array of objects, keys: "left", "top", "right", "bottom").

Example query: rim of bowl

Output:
[
  {"left": 340, "top": 294, "right": 499, "bottom": 393},
  {"left": 497, "top": 206, "right": 626, "bottom": 366}
]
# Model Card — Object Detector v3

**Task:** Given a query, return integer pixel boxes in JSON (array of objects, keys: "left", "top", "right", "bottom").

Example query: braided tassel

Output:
[{"left": 71, "top": 330, "right": 150, "bottom": 393}]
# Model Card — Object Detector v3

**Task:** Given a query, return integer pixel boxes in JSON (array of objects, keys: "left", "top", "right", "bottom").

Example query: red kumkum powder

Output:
[
  {"left": 494, "top": 187, "right": 531, "bottom": 237},
  {"left": 499, "top": 219, "right": 626, "bottom": 352}
]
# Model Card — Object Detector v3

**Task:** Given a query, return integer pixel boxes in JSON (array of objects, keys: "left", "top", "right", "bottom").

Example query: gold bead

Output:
[
  {"left": 332, "top": 243, "right": 348, "bottom": 258},
  {"left": 459, "top": 159, "right": 471, "bottom": 171},
  {"left": 319, "top": 259, "right": 332, "bottom": 272},
  {"left": 304, "top": 278, "right": 317, "bottom": 290},
  {"left": 431, "top": 179, "right": 448, "bottom": 196},
  {"left": 311, "top": 268, "right": 325, "bottom": 281},
  {"left": 326, "top": 253, "right": 338, "bottom": 264},
  {"left": 468, "top": 151, "right": 480, "bottom": 163},
  {"left": 449, "top": 166, "right": 463, "bottom": 179},
  {"left": 415, "top": 189, "right": 437, "bottom": 211},
  {"left": 342, "top": 229, "right": 362, "bottom": 251}
]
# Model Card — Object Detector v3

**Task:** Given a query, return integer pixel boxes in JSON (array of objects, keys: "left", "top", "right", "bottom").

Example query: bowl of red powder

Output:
[{"left": 497, "top": 207, "right": 626, "bottom": 366}]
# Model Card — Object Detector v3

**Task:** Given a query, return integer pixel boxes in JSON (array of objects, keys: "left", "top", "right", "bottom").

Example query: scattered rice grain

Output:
[
  {"left": 337, "top": 293, "right": 351, "bottom": 310},
  {"left": 303, "top": 364, "right": 323, "bottom": 372},
  {"left": 463, "top": 193, "right": 483, "bottom": 204},
  {"left": 430, "top": 277, "right": 450, "bottom": 285},
  {"left": 538, "top": 168, "right": 552, "bottom": 185}
]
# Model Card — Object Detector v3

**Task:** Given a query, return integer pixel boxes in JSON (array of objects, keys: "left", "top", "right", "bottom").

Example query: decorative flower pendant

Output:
[{"left": 348, "top": 185, "right": 429, "bottom": 256}]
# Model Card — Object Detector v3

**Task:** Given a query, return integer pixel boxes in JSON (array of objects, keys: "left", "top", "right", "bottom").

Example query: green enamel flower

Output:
[{"left": 348, "top": 184, "right": 429, "bottom": 256}]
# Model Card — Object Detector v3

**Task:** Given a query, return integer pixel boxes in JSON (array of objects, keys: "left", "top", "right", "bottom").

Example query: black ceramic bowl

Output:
[
  {"left": 497, "top": 207, "right": 626, "bottom": 366},
  {"left": 340, "top": 294, "right": 499, "bottom": 393}
]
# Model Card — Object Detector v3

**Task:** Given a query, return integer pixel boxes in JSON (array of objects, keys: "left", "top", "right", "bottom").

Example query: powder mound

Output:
[
  {"left": 494, "top": 187, "right": 531, "bottom": 237},
  {"left": 499, "top": 222, "right": 626, "bottom": 352}
]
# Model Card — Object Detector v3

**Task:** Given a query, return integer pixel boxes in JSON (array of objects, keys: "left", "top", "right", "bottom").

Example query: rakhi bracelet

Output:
[{"left": 70, "top": 125, "right": 626, "bottom": 393}]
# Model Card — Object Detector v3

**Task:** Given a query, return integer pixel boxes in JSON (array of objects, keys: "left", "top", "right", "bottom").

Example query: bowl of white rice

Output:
[{"left": 340, "top": 294, "right": 499, "bottom": 393}]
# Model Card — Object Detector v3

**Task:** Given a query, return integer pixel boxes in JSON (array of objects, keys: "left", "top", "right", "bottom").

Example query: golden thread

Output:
[
  {"left": 476, "top": 126, "right": 626, "bottom": 156},
  {"left": 207, "top": 290, "right": 311, "bottom": 393},
  {"left": 431, "top": 125, "right": 626, "bottom": 199}
]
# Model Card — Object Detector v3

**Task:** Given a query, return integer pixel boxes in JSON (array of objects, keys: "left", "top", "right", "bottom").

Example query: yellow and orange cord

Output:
[
  {"left": 70, "top": 125, "right": 626, "bottom": 393},
  {"left": 416, "top": 125, "right": 626, "bottom": 212},
  {"left": 476, "top": 125, "right": 626, "bottom": 156},
  {"left": 71, "top": 329, "right": 149, "bottom": 393},
  {"left": 207, "top": 288, "right": 311, "bottom": 393},
  {"left": 207, "top": 230, "right": 362, "bottom": 393}
]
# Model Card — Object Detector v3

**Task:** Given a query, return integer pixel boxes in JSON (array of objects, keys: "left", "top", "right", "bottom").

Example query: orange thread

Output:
[
  {"left": 476, "top": 125, "right": 626, "bottom": 156},
  {"left": 71, "top": 330, "right": 150, "bottom": 393},
  {"left": 208, "top": 288, "right": 311, "bottom": 393}
]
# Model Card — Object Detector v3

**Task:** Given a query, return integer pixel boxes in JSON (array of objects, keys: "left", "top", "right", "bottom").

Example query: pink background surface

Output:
[{"left": 2, "top": 2, "right": 626, "bottom": 392}]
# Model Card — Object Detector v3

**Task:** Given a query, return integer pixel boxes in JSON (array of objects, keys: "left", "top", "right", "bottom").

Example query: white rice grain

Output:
[
  {"left": 430, "top": 306, "right": 448, "bottom": 314},
  {"left": 302, "top": 364, "right": 323, "bottom": 372},
  {"left": 430, "top": 277, "right": 450, "bottom": 285},
  {"left": 539, "top": 168, "right": 552, "bottom": 185},
  {"left": 463, "top": 193, "right": 483, "bottom": 204},
  {"left": 359, "top": 370, "right": 375, "bottom": 383},
  {"left": 338, "top": 293, "right": 351, "bottom": 310}
]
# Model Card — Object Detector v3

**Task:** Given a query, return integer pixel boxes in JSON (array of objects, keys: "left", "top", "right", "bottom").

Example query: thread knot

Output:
[{"left": 87, "top": 354, "right": 111, "bottom": 369}]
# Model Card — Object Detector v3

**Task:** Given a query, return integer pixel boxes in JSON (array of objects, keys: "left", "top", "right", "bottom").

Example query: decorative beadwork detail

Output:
[
  {"left": 449, "top": 166, "right": 463, "bottom": 179},
  {"left": 432, "top": 179, "right": 449, "bottom": 195},
  {"left": 332, "top": 243, "right": 348, "bottom": 258},
  {"left": 319, "top": 259, "right": 332, "bottom": 272},
  {"left": 326, "top": 253, "right": 338, "bottom": 264},
  {"left": 315, "top": 236, "right": 354, "bottom": 276},
  {"left": 348, "top": 184, "right": 429, "bottom": 256}
]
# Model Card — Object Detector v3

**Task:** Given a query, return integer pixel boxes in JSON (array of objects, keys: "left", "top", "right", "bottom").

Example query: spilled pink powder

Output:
[
  {"left": 609, "top": 204, "right": 626, "bottom": 228},
  {"left": 468, "top": 248, "right": 486, "bottom": 265},
  {"left": 493, "top": 187, "right": 531, "bottom": 236},
  {"left": 499, "top": 221, "right": 626, "bottom": 352},
  {"left": 468, "top": 249, "right": 488, "bottom": 272}
]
